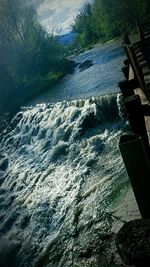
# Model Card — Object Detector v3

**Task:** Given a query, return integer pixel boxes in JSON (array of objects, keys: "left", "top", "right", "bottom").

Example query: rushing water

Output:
[{"left": 0, "top": 42, "right": 130, "bottom": 267}]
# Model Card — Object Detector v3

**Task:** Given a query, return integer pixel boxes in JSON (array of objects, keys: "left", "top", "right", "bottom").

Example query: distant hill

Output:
[{"left": 59, "top": 31, "right": 77, "bottom": 45}]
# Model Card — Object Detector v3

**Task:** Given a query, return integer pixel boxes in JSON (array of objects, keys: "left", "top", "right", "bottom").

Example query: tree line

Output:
[
  {"left": 0, "top": 0, "right": 75, "bottom": 117},
  {"left": 73, "top": 0, "right": 150, "bottom": 48}
]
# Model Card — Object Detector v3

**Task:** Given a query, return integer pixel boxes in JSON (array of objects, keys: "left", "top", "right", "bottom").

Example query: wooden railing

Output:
[{"left": 118, "top": 30, "right": 150, "bottom": 219}]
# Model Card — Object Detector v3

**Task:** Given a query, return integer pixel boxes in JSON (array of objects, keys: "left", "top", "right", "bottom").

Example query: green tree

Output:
[
  {"left": 73, "top": 3, "right": 98, "bottom": 47},
  {"left": 0, "top": 0, "right": 74, "bottom": 116},
  {"left": 73, "top": 0, "right": 150, "bottom": 47}
]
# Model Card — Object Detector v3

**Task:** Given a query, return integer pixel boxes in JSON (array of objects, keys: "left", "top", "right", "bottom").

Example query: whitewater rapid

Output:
[{"left": 0, "top": 95, "right": 129, "bottom": 267}]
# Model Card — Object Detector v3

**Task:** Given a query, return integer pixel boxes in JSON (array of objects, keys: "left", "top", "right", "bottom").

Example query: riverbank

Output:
[
  {"left": 0, "top": 41, "right": 124, "bottom": 133},
  {"left": 0, "top": 60, "right": 77, "bottom": 132}
]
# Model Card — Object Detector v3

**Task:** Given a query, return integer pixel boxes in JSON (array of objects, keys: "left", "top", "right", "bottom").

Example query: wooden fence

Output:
[{"left": 118, "top": 30, "right": 150, "bottom": 219}]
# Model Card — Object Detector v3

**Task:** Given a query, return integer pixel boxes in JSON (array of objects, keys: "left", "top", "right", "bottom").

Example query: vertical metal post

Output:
[{"left": 119, "top": 134, "right": 150, "bottom": 219}]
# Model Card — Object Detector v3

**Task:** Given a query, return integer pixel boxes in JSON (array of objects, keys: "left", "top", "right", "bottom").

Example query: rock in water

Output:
[
  {"left": 115, "top": 219, "right": 150, "bottom": 266},
  {"left": 78, "top": 60, "right": 93, "bottom": 71}
]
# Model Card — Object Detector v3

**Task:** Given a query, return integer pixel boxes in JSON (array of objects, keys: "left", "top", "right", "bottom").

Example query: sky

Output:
[{"left": 26, "top": 0, "right": 90, "bottom": 35}]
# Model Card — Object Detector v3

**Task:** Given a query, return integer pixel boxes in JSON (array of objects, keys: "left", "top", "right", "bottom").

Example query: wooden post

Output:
[
  {"left": 123, "top": 32, "right": 131, "bottom": 45},
  {"left": 125, "top": 95, "right": 150, "bottom": 156},
  {"left": 123, "top": 58, "right": 129, "bottom": 66},
  {"left": 142, "top": 104, "right": 150, "bottom": 116},
  {"left": 119, "top": 134, "right": 150, "bottom": 218},
  {"left": 120, "top": 86, "right": 135, "bottom": 98},
  {"left": 118, "top": 79, "right": 137, "bottom": 97},
  {"left": 122, "top": 65, "right": 129, "bottom": 79}
]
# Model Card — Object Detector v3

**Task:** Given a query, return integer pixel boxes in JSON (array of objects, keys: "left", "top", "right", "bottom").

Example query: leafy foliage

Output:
[
  {"left": 0, "top": 0, "right": 74, "bottom": 115},
  {"left": 73, "top": 0, "right": 150, "bottom": 47}
]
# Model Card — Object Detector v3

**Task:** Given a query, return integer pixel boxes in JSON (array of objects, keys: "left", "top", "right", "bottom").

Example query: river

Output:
[{"left": 0, "top": 41, "right": 130, "bottom": 267}]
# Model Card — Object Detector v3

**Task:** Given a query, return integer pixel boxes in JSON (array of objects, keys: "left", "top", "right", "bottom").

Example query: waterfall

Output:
[{"left": 0, "top": 94, "right": 129, "bottom": 267}]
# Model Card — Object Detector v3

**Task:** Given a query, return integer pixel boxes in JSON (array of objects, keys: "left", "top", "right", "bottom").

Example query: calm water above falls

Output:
[
  {"left": 0, "top": 42, "right": 130, "bottom": 267},
  {"left": 30, "top": 41, "right": 125, "bottom": 105}
]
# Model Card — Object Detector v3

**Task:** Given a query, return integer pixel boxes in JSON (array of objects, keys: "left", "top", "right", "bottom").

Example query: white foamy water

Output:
[{"left": 0, "top": 95, "right": 129, "bottom": 267}]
